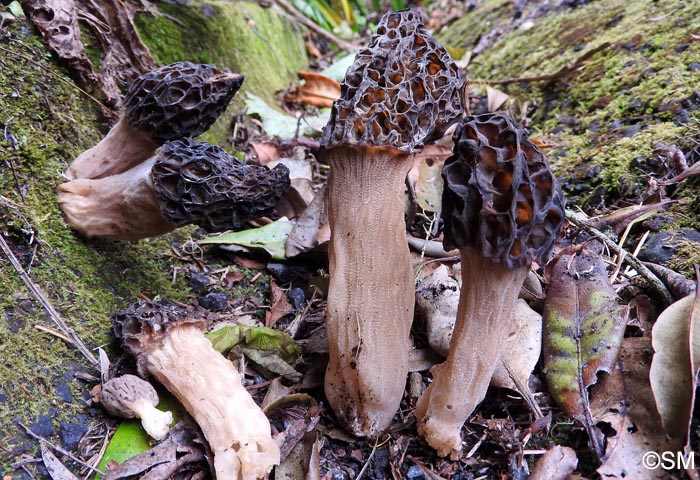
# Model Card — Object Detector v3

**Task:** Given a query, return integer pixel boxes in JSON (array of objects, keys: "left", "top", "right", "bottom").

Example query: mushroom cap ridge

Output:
[
  {"left": 441, "top": 113, "right": 565, "bottom": 269},
  {"left": 111, "top": 300, "right": 206, "bottom": 376},
  {"left": 123, "top": 61, "right": 243, "bottom": 143},
  {"left": 321, "top": 9, "right": 463, "bottom": 153},
  {"left": 150, "top": 138, "right": 291, "bottom": 232}
]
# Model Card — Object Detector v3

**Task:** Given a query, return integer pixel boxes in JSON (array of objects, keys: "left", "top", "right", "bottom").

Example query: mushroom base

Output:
[
  {"left": 415, "top": 251, "right": 528, "bottom": 458},
  {"left": 323, "top": 146, "right": 415, "bottom": 436},
  {"left": 65, "top": 116, "right": 158, "bottom": 180},
  {"left": 58, "top": 157, "right": 175, "bottom": 240},
  {"left": 144, "top": 324, "right": 280, "bottom": 480}
]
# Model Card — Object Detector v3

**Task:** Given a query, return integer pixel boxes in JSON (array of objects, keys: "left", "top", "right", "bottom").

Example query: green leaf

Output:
[
  {"left": 96, "top": 393, "right": 182, "bottom": 478},
  {"left": 206, "top": 325, "right": 301, "bottom": 364},
  {"left": 96, "top": 421, "right": 152, "bottom": 478},
  {"left": 199, "top": 218, "right": 293, "bottom": 260},
  {"left": 542, "top": 245, "right": 628, "bottom": 456},
  {"left": 245, "top": 93, "right": 329, "bottom": 139}
]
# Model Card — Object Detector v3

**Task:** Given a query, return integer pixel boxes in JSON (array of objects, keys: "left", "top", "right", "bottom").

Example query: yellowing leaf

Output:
[
  {"left": 649, "top": 292, "right": 700, "bottom": 438},
  {"left": 542, "top": 245, "right": 628, "bottom": 456},
  {"left": 206, "top": 324, "right": 301, "bottom": 364}
]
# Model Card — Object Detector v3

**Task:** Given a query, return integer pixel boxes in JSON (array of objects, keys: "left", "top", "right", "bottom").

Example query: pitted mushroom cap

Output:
[
  {"left": 150, "top": 139, "right": 291, "bottom": 232},
  {"left": 320, "top": 9, "right": 463, "bottom": 153},
  {"left": 99, "top": 374, "right": 159, "bottom": 419},
  {"left": 123, "top": 62, "right": 243, "bottom": 143},
  {"left": 111, "top": 300, "right": 206, "bottom": 375},
  {"left": 441, "top": 113, "right": 565, "bottom": 269}
]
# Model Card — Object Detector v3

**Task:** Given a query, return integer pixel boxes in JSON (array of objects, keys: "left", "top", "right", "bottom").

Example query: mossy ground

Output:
[
  {"left": 440, "top": 0, "right": 700, "bottom": 226},
  {"left": 134, "top": 0, "right": 309, "bottom": 147},
  {"left": 0, "top": 19, "right": 194, "bottom": 473},
  {"left": 0, "top": 2, "right": 306, "bottom": 473}
]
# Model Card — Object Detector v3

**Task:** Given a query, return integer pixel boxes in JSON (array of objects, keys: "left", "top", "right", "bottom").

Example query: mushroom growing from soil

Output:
[
  {"left": 111, "top": 300, "right": 280, "bottom": 480},
  {"left": 415, "top": 112, "right": 565, "bottom": 458},
  {"left": 319, "top": 9, "right": 463, "bottom": 436},
  {"left": 58, "top": 138, "right": 290, "bottom": 240},
  {"left": 65, "top": 61, "right": 243, "bottom": 180},
  {"left": 98, "top": 374, "right": 174, "bottom": 441}
]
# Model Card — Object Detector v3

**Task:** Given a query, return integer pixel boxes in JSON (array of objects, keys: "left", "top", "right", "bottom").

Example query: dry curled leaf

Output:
[
  {"left": 649, "top": 290, "right": 700, "bottom": 438},
  {"left": 491, "top": 299, "right": 543, "bottom": 417},
  {"left": 529, "top": 445, "right": 577, "bottom": 480},
  {"left": 592, "top": 337, "right": 683, "bottom": 479},
  {"left": 284, "top": 71, "right": 341, "bottom": 108},
  {"left": 542, "top": 245, "right": 628, "bottom": 456},
  {"left": 285, "top": 186, "right": 328, "bottom": 258}
]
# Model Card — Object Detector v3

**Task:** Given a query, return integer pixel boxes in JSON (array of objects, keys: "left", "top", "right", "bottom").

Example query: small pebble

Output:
[
  {"left": 199, "top": 292, "right": 228, "bottom": 311},
  {"left": 30, "top": 415, "right": 54, "bottom": 437},
  {"left": 287, "top": 287, "right": 305, "bottom": 310},
  {"left": 60, "top": 420, "right": 87, "bottom": 450},
  {"left": 189, "top": 273, "right": 211, "bottom": 293},
  {"left": 407, "top": 465, "right": 425, "bottom": 479},
  {"left": 54, "top": 382, "right": 72, "bottom": 403},
  {"left": 688, "top": 62, "right": 700, "bottom": 72}
]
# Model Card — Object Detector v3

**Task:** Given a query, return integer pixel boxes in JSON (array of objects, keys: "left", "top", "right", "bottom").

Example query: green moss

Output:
[
  {"left": 440, "top": 0, "right": 700, "bottom": 227},
  {"left": 0, "top": 19, "right": 189, "bottom": 471},
  {"left": 135, "top": 0, "right": 308, "bottom": 147}
]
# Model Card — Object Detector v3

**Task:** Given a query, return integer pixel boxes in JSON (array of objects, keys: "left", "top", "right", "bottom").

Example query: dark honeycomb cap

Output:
[
  {"left": 111, "top": 300, "right": 206, "bottom": 376},
  {"left": 321, "top": 9, "right": 463, "bottom": 153},
  {"left": 123, "top": 62, "right": 243, "bottom": 143},
  {"left": 150, "top": 139, "right": 291, "bottom": 232},
  {"left": 441, "top": 113, "right": 565, "bottom": 269}
]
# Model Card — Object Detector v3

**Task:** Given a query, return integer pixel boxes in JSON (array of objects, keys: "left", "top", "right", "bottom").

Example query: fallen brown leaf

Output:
[
  {"left": 284, "top": 71, "right": 340, "bottom": 108},
  {"left": 529, "top": 445, "right": 577, "bottom": 480},
  {"left": 592, "top": 337, "right": 683, "bottom": 479},
  {"left": 266, "top": 278, "right": 294, "bottom": 328},
  {"left": 649, "top": 289, "right": 700, "bottom": 438}
]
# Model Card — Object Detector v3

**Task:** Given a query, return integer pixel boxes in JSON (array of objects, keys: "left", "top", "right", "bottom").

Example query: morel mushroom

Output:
[
  {"left": 415, "top": 112, "right": 564, "bottom": 458},
  {"left": 66, "top": 62, "right": 243, "bottom": 180},
  {"left": 111, "top": 301, "right": 280, "bottom": 480},
  {"left": 58, "top": 138, "right": 290, "bottom": 240},
  {"left": 319, "top": 9, "right": 463, "bottom": 436},
  {"left": 99, "top": 374, "right": 174, "bottom": 441}
]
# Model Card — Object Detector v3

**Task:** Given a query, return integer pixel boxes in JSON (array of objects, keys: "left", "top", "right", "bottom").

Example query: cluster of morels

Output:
[
  {"left": 59, "top": 10, "right": 565, "bottom": 480},
  {"left": 58, "top": 61, "right": 290, "bottom": 241},
  {"left": 318, "top": 8, "right": 564, "bottom": 460}
]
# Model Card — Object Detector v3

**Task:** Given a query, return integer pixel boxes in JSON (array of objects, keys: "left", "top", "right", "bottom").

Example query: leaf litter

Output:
[{"left": 11, "top": 0, "right": 700, "bottom": 478}]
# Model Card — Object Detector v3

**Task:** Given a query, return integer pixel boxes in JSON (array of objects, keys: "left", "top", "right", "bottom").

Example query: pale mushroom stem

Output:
[
  {"left": 58, "top": 157, "right": 174, "bottom": 240},
  {"left": 415, "top": 250, "right": 528, "bottom": 459},
  {"left": 144, "top": 324, "right": 279, "bottom": 480},
  {"left": 66, "top": 116, "right": 158, "bottom": 180},
  {"left": 324, "top": 146, "right": 415, "bottom": 436}
]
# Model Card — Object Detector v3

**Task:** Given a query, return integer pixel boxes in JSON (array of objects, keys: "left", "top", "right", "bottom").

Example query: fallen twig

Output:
[
  {"left": 18, "top": 422, "right": 103, "bottom": 475},
  {"left": 272, "top": 0, "right": 358, "bottom": 52},
  {"left": 565, "top": 210, "right": 673, "bottom": 304},
  {"left": 472, "top": 42, "right": 610, "bottom": 86},
  {"left": 0, "top": 232, "right": 98, "bottom": 366}
]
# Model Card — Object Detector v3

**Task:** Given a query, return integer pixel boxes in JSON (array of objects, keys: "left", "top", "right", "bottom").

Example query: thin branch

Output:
[
  {"left": 0, "top": 232, "right": 98, "bottom": 366},
  {"left": 272, "top": 0, "right": 358, "bottom": 52},
  {"left": 18, "top": 423, "right": 103, "bottom": 475},
  {"left": 472, "top": 42, "right": 610, "bottom": 86},
  {"left": 565, "top": 209, "right": 673, "bottom": 304}
]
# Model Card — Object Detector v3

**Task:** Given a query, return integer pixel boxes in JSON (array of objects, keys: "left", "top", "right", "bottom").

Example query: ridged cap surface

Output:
[
  {"left": 123, "top": 62, "right": 243, "bottom": 143},
  {"left": 441, "top": 113, "right": 565, "bottom": 268},
  {"left": 321, "top": 10, "right": 463, "bottom": 153},
  {"left": 150, "top": 139, "right": 290, "bottom": 232},
  {"left": 111, "top": 300, "right": 206, "bottom": 375}
]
